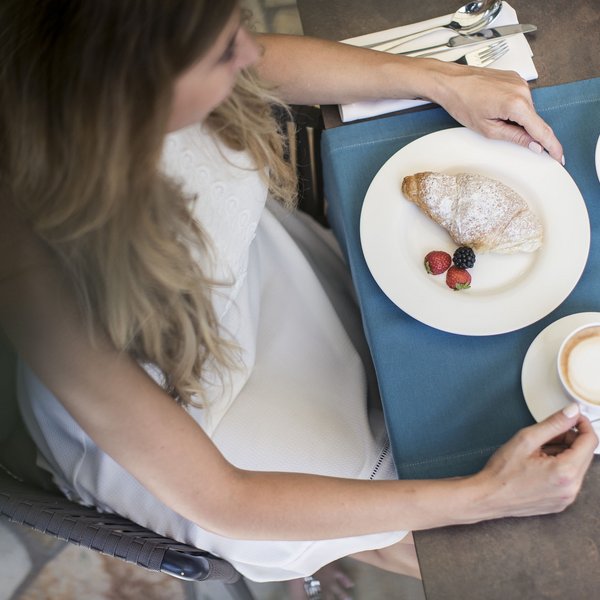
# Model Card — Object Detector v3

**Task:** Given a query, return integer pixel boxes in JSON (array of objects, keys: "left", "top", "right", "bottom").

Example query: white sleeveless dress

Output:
[{"left": 17, "top": 124, "right": 407, "bottom": 582}]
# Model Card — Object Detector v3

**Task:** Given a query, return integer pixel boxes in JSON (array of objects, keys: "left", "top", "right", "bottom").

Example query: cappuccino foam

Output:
[{"left": 561, "top": 327, "right": 600, "bottom": 405}]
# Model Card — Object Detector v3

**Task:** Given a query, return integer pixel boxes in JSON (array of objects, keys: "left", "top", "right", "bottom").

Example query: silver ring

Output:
[{"left": 303, "top": 575, "right": 322, "bottom": 599}]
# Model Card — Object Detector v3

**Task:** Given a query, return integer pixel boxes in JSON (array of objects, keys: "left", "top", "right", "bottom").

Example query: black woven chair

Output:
[
  {"left": 279, "top": 104, "right": 327, "bottom": 227},
  {"left": 0, "top": 333, "right": 255, "bottom": 600}
]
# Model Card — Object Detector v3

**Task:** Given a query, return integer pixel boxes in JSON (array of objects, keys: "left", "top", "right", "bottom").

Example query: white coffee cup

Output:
[{"left": 557, "top": 322, "right": 600, "bottom": 415}]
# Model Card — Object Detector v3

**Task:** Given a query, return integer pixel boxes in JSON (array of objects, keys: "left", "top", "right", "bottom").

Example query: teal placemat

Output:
[{"left": 322, "top": 78, "right": 600, "bottom": 478}]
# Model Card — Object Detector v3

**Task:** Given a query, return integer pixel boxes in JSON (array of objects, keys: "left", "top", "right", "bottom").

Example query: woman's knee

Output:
[{"left": 349, "top": 536, "right": 421, "bottom": 580}]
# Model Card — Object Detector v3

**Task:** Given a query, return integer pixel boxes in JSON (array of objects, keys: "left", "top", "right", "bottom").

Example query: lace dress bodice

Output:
[{"left": 162, "top": 123, "right": 267, "bottom": 319}]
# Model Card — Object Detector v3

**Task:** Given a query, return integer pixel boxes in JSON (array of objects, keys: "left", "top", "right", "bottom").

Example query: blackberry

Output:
[{"left": 453, "top": 246, "right": 476, "bottom": 269}]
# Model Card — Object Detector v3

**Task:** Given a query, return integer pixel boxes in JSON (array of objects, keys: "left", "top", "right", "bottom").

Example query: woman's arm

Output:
[
  {"left": 254, "top": 34, "right": 563, "bottom": 162},
  {"left": 0, "top": 208, "right": 594, "bottom": 541}
]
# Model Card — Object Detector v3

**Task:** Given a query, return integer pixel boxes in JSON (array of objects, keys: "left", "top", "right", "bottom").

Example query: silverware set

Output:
[
  {"left": 359, "top": 0, "right": 537, "bottom": 70},
  {"left": 365, "top": 0, "right": 503, "bottom": 52}
]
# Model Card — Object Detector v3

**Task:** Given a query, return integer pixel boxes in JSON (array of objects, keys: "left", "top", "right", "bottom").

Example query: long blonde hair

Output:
[{"left": 0, "top": 0, "right": 296, "bottom": 406}]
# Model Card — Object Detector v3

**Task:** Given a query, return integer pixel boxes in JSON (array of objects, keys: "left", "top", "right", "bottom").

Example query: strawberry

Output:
[
  {"left": 446, "top": 266, "right": 472, "bottom": 290},
  {"left": 424, "top": 251, "right": 451, "bottom": 275}
]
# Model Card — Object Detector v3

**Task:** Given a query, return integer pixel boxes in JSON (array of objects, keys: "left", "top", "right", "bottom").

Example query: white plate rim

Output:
[
  {"left": 521, "top": 312, "right": 600, "bottom": 453},
  {"left": 595, "top": 133, "right": 600, "bottom": 183},
  {"left": 359, "top": 128, "right": 590, "bottom": 336}
]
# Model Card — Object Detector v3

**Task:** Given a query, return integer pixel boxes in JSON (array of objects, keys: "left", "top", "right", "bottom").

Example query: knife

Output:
[{"left": 376, "top": 24, "right": 537, "bottom": 56}]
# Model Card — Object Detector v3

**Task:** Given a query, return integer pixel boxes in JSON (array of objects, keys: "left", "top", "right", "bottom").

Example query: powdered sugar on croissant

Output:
[{"left": 401, "top": 172, "right": 543, "bottom": 254}]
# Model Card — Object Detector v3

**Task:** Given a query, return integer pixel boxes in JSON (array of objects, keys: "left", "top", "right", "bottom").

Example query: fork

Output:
[{"left": 451, "top": 40, "right": 509, "bottom": 66}]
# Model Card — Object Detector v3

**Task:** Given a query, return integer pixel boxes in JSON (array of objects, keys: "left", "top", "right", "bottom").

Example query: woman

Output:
[{"left": 0, "top": 0, "right": 595, "bottom": 592}]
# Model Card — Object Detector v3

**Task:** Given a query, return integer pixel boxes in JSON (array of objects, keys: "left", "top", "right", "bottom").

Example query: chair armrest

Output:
[
  {"left": 160, "top": 548, "right": 240, "bottom": 583},
  {"left": 0, "top": 470, "right": 240, "bottom": 582}
]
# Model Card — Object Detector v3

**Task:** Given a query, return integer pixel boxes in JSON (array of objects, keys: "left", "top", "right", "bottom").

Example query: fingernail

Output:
[
  {"left": 562, "top": 402, "right": 580, "bottom": 418},
  {"left": 528, "top": 141, "right": 543, "bottom": 154},
  {"left": 561, "top": 154, "right": 566, "bottom": 166}
]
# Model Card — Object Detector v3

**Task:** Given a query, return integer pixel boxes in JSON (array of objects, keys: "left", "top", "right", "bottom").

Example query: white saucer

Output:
[{"left": 521, "top": 312, "right": 600, "bottom": 453}]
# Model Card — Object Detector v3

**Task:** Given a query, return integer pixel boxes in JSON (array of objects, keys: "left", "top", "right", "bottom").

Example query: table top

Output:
[
  {"left": 298, "top": 0, "right": 600, "bottom": 128},
  {"left": 416, "top": 458, "right": 600, "bottom": 599},
  {"left": 298, "top": 0, "right": 600, "bottom": 592},
  {"left": 318, "top": 76, "right": 600, "bottom": 599}
]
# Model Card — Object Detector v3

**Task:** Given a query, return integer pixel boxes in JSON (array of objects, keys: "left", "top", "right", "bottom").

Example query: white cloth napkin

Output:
[{"left": 339, "top": 2, "right": 537, "bottom": 123}]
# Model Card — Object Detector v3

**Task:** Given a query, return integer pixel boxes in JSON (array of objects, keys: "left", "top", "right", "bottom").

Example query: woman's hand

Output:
[
  {"left": 472, "top": 404, "right": 598, "bottom": 520},
  {"left": 430, "top": 61, "right": 564, "bottom": 163}
]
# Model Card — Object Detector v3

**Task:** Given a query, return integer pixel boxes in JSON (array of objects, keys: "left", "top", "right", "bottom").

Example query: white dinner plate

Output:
[
  {"left": 360, "top": 128, "right": 590, "bottom": 335},
  {"left": 521, "top": 312, "right": 600, "bottom": 454}
]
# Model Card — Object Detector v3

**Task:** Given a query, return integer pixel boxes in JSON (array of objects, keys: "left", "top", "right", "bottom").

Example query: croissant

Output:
[{"left": 401, "top": 172, "right": 543, "bottom": 254}]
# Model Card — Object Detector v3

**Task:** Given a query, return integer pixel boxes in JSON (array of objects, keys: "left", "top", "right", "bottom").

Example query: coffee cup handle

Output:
[{"left": 574, "top": 402, "right": 600, "bottom": 422}]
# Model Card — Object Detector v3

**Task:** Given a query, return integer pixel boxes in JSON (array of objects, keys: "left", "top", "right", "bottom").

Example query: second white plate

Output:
[
  {"left": 595, "top": 133, "right": 600, "bottom": 182},
  {"left": 360, "top": 128, "right": 590, "bottom": 335}
]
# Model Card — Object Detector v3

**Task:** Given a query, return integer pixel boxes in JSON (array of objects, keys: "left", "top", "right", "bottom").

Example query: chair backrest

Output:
[
  {"left": 0, "top": 331, "right": 16, "bottom": 441},
  {"left": 0, "top": 469, "right": 244, "bottom": 584},
  {"left": 0, "top": 331, "right": 55, "bottom": 488},
  {"left": 275, "top": 104, "right": 326, "bottom": 226}
]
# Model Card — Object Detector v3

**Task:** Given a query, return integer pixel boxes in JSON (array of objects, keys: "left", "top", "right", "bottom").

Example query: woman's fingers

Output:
[
  {"left": 558, "top": 416, "right": 599, "bottom": 476},
  {"left": 517, "top": 404, "right": 586, "bottom": 453},
  {"left": 541, "top": 427, "right": 580, "bottom": 453},
  {"left": 480, "top": 404, "right": 597, "bottom": 517},
  {"left": 489, "top": 97, "right": 564, "bottom": 163},
  {"left": 517, "top": 405, "right": 597, "bottom": 457},
  {"left": 438, "top": 64, "right": 564, "bottom": 163}
]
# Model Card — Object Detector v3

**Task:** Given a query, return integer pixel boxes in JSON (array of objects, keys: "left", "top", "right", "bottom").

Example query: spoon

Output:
[{"left": 366, "top": 0, "right": 503, "bottom": 53}]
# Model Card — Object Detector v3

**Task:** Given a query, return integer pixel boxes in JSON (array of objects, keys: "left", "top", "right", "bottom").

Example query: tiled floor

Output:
[{"left": 1, "top": 2, "right": 428, "bottom": 598}]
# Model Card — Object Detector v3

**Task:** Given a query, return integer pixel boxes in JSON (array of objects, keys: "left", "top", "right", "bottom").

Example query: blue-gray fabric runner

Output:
[{"left": 321, "top": 77, "right": 600, "bottom": 478}]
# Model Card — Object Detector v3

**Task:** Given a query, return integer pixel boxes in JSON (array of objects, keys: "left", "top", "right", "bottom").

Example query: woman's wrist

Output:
[
  {"left": 452, "top": 470, "right": 509, "bottom": 525},
  {"left": 432, "top": 473, "right": 500, "bottom": 527},
  {"left": 398, "top": 475, "right": 499, "bottom": 531},
  {"left": 398, "top": 57, "right": 467, "bottom": 106}
]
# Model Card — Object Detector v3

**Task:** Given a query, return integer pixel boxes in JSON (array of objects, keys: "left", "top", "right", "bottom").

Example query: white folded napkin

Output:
[{"left": 339, "top": 2, "right": 537, "bottom": 123}]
